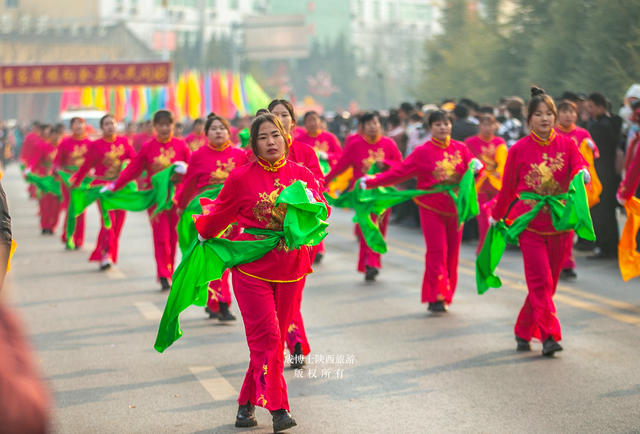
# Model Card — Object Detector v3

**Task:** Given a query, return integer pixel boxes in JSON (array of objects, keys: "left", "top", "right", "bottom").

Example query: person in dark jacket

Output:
[
  {"left": 451, "top": 104, "right": 478, "bottom": 142},
  {"left": 587, "top": 93, "right": 623, "bottom": 259}
]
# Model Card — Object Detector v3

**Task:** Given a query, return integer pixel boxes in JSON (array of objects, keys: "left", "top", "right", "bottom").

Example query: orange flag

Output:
[{"left": 619, "top": 197, "right": 640, "bottom": 282}]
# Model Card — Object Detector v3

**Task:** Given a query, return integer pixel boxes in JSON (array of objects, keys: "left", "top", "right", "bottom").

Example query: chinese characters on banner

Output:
[{"left": 0, "top": 62, "right": 172, "bottom": 92}]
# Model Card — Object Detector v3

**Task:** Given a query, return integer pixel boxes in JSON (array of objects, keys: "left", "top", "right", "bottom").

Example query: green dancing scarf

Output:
[
  {"left": 25, "top": 173, "right": 62, "bottom": 197},
  {"left": 154, "top": 180, "right": 329, "bottom": 353},
  {"left": 64, "top": 165, "right": 180, "bottom": 248},
  {"left": 324, "top": 167, "right": 479, "bottom": 254},
  {"left": 476, "top": 172, "right": 596, "bottom": 294},
  {"left": 177, "top": 184, "right": 224, "bottom": 254}
]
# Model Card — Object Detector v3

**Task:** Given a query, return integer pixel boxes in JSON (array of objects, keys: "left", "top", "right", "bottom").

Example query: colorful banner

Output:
[{"left": 0, "top": 62, "right": 172, "bottom": 92}]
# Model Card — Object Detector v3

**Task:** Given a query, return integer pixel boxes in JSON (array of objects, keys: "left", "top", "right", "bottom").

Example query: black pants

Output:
[{"left": 591, "top": 179, "right": 619, "bottom": 256}]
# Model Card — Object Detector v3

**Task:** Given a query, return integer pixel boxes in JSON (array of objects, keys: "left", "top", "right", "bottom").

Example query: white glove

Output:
[
  {"left": 580, "top": 168, "right": 591, "bottom": 184},
  {"left": 317, "top": 151, "right": 329, "bottom": 161},
  {"left": 305, "top": 188, "right": 317, "bottom": 204},
  {"left": 100, "top": 182, "right": 115, "bottom": 194},
  {"left": 488, "top": 216, "right": 498, "bottom": 227},
  {"left": 586, "top": 139, "right": 596, "bottom": 150},
  {"left": 198, "top": 234, "right": 207, "bottom": 243},
  {"left": 174, "top": 161, "right": 188, "bottom": 175},
  {"left": 471, "top": 158, "right": 484, "bottom": 175},
  {"left": 24, "top": 168, "right": 31, "bottom": 175},
  {"left": 617, "top": 193, "right": 627, "bottom": 206}
]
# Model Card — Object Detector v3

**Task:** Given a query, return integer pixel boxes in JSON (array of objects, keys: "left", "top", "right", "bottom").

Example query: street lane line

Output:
[
  {"left": 329, "top": 229, "right": 640, "bottom": 327},
  {"left": 134, "top": 302, "right": 163, "bottom": 321},
  {"left": 189, "top": 367, "right": 238, "bottom": 401},
  {"left": 106, "top": 267, "right": 126, "bottom": 280}
]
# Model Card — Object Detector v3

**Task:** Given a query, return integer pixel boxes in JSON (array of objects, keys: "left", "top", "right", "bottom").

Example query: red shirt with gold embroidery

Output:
[
  {"left": 175, "top": 141, "right": 247, "bottom": 210},
  {"left": 195, "top": 158, "right": 328, "bottom": 282},
  {"left": 492, "top": 132, "right": 587, "bottom": 234},
  {"left": 114, "top": 137, "right": 191, "bottom": 191},
  {"left": 324, "top": 135, "right": 403, "bottom": 187},
  {"left": 184, "top": 133, "right": 207, "bottom": 152},
  {"left": 296, "top": 130, "right": 343, "bottom": 167},
  {"left": 367, "top": 137, "right": 474, "bottom": 216},
  {"left": 288, "top": 139, "right": 324, "bottom": 182},
  {"left": 555, "top": 125, "right": 599, "bottom": 158},
  {"left": 73, "top": 137, "right": 136, "bottom": 187},
  {"left": 465, "top": 135, "right": 508, "bottom": 197},
  {"left": 55, "top": 135, "right": 92, "bottom": 174},
  {"left": 132, "top": 132, "right": 152, "bottom": 153},
  {"left": 29, "top": 140, "right": 58, "bottom": 176}
]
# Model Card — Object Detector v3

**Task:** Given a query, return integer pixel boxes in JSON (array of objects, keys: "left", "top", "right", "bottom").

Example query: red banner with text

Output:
[{"left": 0, "top": 62, "right": 172, "bottom": 92}]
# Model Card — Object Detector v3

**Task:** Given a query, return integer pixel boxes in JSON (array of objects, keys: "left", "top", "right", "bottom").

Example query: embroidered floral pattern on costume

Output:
[
  {"left": 433, "top": 150, "right": 463, "bottom": 182},
  {"left": 253, "top": 179, "right": 289, "bottom": 251},
  {"left": 209, "top": 158, "right": 236, "bottom": 184},
  {"left": 480, "top": 144, "right": 498, "bottom": 171},
  {"left": 362, "top": 148, "right": 385, "bottom": 174},
  {"left": 524, "top": 152, "right": 565, "bottom": 195},
  {"left": 103, "top": 145, "right": 127, "bottom": 179},
  {"left": 314, "top": 140, "right": 329, "bottom": 153},
  {"left": 69, "top": 144, "right": 88, "bottom": 167},
  {"left": 152, "top": 147, "right": 176, "bottom": 172}
]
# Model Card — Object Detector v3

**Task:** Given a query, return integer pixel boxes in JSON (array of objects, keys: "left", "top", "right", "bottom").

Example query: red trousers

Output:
[
  {"left": 39, "top": 193, "right": 61, "bottom": 231},
  {"left": 420, "top": 207, "right": 463, "bottom": 304},
  {"left": 148, "top": 207, "right": 179, "bottom": 280},
  {"left": 206, "top": 225, "right": 240, "bottom": 312},
  {"left": 90, "top": 207, "right": 126, "bottom": 264},
  {"left": 206, "top": 270, "right": 232, "bottom": 313},
  {"left": 233, "top": 270, "right": 302, "bottom": 412},
  {"left": 356, "top": 210, "right": 390, "bottom": 272},
  {"left": 285, "top": 276, "right": 310, "bottom": 356},
  {"left": 515, "top": 230, "right": 570, "bottom": 342},
  {"left": 28, "top": 184, "right": 37, "bottom": 200},
  {"left": 60, "top": 184, "right": 85, "bottom": 248},
  {"left": 562, "top": 232, "right": 576, "bottom": 269}
]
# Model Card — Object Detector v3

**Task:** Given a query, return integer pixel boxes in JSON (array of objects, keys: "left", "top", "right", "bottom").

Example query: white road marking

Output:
[
  {"left": 189, "top": 366, "right": 238, "bottom": 401},
  {"left": 134, "top": 302, "right": 163, "bottom": 321},
  {"left": 106, "top": 267, "right": 126, "bottom": 280}
]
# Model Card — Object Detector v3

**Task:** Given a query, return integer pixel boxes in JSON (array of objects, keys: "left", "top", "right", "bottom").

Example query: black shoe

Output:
[
  {"left": 160, "top": 277, "right": 171, "bottom": 290},
  {"left": 542, "top": 337, "right": 563, "bottom": 356},
  {"left": 515, "top": 336, "right": 531, "bottom": 351},
  {"left": 559, "top": 268, "right": 577, "bottom": 280},
  {"left": 235, "top": 402, "right": 257, "bottom": 428},
  {"left": 272, "top": 409, "right": 297, "bottom": 432},
  {"left": 587, "top": 249, "right": 616, "bottom": 260},
  {"left": 99, "top": 262, "right": 112, "bottom": 271},
  {"left": 428, "top": 301, "right": 448, "bottom": 313},
  {"left": 313, "top": 252, "right": 324, "bottom": 264},
  {"left": 290, "top": 343, "right": 305, "bottom": 369},
  {"left": 41, "top": 229, "right": 51, "bottom": 235},
  {"left": 218, "top": 302, "right": 236, "bottom": 322},
  {"left": 205, "top": 306, "right": 219, "bottom": 319},
  {"left": 574, "top": 239, "right": 595, "bottom": 251},
  {"left": 365, "top": 266, "right": 379, "bottom": 282}
]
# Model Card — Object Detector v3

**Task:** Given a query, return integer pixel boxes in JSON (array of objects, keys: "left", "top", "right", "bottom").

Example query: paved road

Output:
[{"left": 4, "top": 164, "right": 640, "bottom": 433}]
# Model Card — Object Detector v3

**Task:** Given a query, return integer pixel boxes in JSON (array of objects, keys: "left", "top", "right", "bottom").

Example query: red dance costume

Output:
[
  {"left": 195, "top": 157, "right": 328, "bottom": 412},
  {"left": 21, "top": 132, "right": 41, "bottom": 199},
  {"left": 296, "top": 129, "right": 343, "bottom": 167},
  {"left": 131, "top": 132, "right": 152, "bottom": 153},
  {"left": 492, "top": 132, "right": 587, "bottom": 342},
  {"left": 114, "top": 137, "right": 191, "bottom": 280},
  {"left": 175, "top": 141, "right": 246, "bottom": 313},
  {"left": 465, "top": 134, "right": 508, "bottom": 254},
  {"left": 74, "top": 137, "right": 136, "bottom": 264},
  {"left": 325, "top": 134, "right": 403, "bottom": 272},
  {"left": 183, "top": 133, "right": 206, "bottom": 152},
  {"left": 55, "top": 134, "right": 92, "bottom": 248},
  {"left": 555, "top": 125, "right": 600, "bottom": 270},
  {"left": 367, "top": 137, "right": 475, "bottom": 304},
  {"left": 29, "top": 139, "right": 62, "bottom": 232}
]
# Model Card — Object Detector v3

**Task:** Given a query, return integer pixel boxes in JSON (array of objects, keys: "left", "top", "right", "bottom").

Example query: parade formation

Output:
[{"left": 6, "top": 79, "right": 640, "bottom": 432}]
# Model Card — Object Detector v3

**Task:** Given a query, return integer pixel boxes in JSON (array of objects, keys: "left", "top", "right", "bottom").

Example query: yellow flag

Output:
[
  {"left": 176, "top": 72, "right": 187, "bottom": 120},
  {"left": 231, "top": 72, "right": 247, "bottom": 117},
  {"left": 80, "top": 87, "right": 94, "bottom": 108},
  {"left": 187, "top": 70, "right": 201, "bottom": 119},
  {"left": 94, "top": 86, "right": 107, "bottom": 110},
  {"left": 138, "top": 86, "right": 148, "bottom": 121}
]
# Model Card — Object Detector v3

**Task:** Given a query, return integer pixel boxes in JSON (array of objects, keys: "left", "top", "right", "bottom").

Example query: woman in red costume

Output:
[
  {"left": 554, "top": 100, "right": 601, "bottom": 279},
  {"left": 195, "top": 114, "right": 327, "bottom": 432},
  {"left": 183, "top": 118, "right": 206, "bottom": 151},
  {"left": 175, "top": 114, "right": 246, "bottom": 321},
  {"left": 465, "top": 115, "right": 508, "bottom": 255},
  {"left": 21, "top": 122, "right": 42, "bottom": 199},
  {"left": 325, "top": 112, "right": 403, "bottom": 281},
  {"left": 110, "top": 110, "right": 191, "bottom": 290},
  {"left": 365, "top": 110, "right": 480, "bottom": 312},
  {"left": 296, "top": 111, "right": 343, "bottom": 168},
  {"left": 73, "top": 115, "right": 136, "bottom": 270},
  {"left": 28, "top": 124, "right": 64, "bottom": 235},
  {"left": 55, "top": 117, "right": 92, "bottom": 250},
  {"left": 491, "top": 87, "right": 589, "bottom": 356}
]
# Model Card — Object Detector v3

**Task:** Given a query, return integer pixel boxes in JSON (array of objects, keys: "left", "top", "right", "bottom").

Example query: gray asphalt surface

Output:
[{"left": 4, "top": 164, "right": 640, "bottom": 433}]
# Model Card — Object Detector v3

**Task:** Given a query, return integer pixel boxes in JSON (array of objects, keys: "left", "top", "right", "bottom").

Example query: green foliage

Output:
[{"left": 420, "top": 0, "right": 640, "bottom": 106}]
